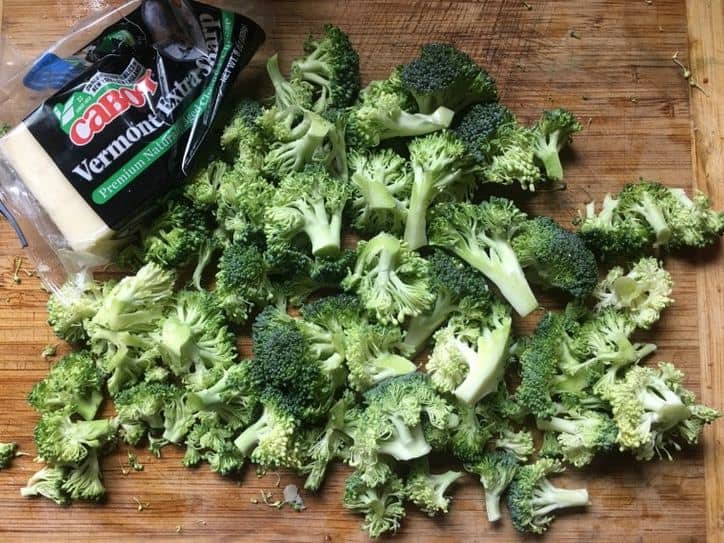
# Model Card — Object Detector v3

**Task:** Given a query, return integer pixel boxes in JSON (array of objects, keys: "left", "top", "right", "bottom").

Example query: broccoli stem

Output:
[
  {"left": 536, "top": 416, "right": 577, "bottom": 435},
  {"left": 531, "top": 479, "right": 589, "bottom": 515},
  {"left": 405, "top": 168, "right": 462, "bottom": 250},
  {"left": 368, "top": 354, "right": 417, "bottom": 384},
  {"left": 634, "top": 194, "right": 671, "bottom": 245},
  {"left": 454, "top": 322, "right": 511, "bottom": 405},
  {"left": 378, "top": 418, "right": 431, "bottom": 460},
  {"left": 485, "top": 489, "right": 503, "bottom": 522},
  {"left": 640, "top": 386, "right": 690, "bottom": 430},
  {"left": 402, "top": 293, "right": 456, "bottom": 356},
  {"left": 234, "top": 409, "right": 271, "bottom": 456},
  {"left": 299, "top": 200, "right": 342, "bottom": 257},
  {"left": 461, "top": 236, "right": 538, "bottom": 317},
  {"left": 534, "top": 134, "right": 564, "bottom": 181},
  {"left": 352, "top": 172, "right": 397, "bottom": 210},
  {"left": 380, "top": 107, "right": 455, "bottom": 140}
]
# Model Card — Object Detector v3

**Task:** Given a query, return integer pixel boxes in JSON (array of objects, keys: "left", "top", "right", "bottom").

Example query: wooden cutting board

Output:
[{"left": 0, "top": 1, "right": 722, "bottom": 541}]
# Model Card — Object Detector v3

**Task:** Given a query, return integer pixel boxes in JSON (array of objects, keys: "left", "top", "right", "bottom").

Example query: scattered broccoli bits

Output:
[{"left": 11, "top": 23, "right": 719, "bottom": 540}]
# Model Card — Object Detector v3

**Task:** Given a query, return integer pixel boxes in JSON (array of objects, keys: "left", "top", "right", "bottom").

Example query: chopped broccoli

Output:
[
  {"left": 291, "top": 24, "right": 361, "bottom": 112},
  {"left": 20, "top": 466, "right": 69, "bottom": 505},
  {"left": 507, "top": 458, "right": 589, "bottom": 534},
  {"left": 220, "top": 98, "right": 267, "bottom": 170},
  {"left": 536, "top": 409, "right": 617, "bottom": 467},
  {"left": 263, "top": 109, "right": 333, "bottom": 178},
  {"left": 493, "top": 426, "right": 535, "bottom": 461},
  {"left": 464, "top": 450, "right": 519, "bottom": 522},
  {"left": 404, "top": 130, "right": 479, "bottom": 250},
  {"left": 453, "top": 102, "right": 516, "bottom": 164},
  {"left": 0, "top": 442, "right": 17, "bottom": 469},
  {"left": 342, "top": 233, "right": 435, "bottom": 324},
  {"left": 348, "top": 148, "right": 412, "bottom": 235},
  {"left": 61, "top": 449, "right": 105, "bottom": 501},
  {"left": 593, "top": 257, "right": 674, "bottom": 329},
  {"left": 512, "top": 216, "right": 598, "bottom": 299},
  {"left": 28, "top": 351, "right": 105, "bottom": 421},
  {"left": 426, "top": 301, "right": 512, "bottom": 405},
  {"left": 183, "top": 161, "right": 228, "bottom": 210},
  {"left": 448, "top": 400, "right": 491, "bottom": 463},
  {"left": 113, "top": 381, "right": 179, "bottom": 445},
  {"left": 428, "top": 198, "right": 538, "bottom": 316},
  {"left": 265, "top": 164, "right": 353, "bottom": 258},
  {"left": 34, "top": 413, "right": 117, "bottom": 465},
  {"left": 400, "top": 43, "right": 497, "bottom": 114},
  {"left": 343, "top": 470, "right": 406, "bottom": 539},
  {"left": 531, "top": 108, "right": 582, "bottom": 182},
  {"left": 46, "top": 278, "right": 108, "bottom": 344},
  {"left": 402, "top": 249, "right": 490, "bottom": 357},
  {"left": 347, "top": 69, "right": 454, "bottom": 148},
  {"left": 404, "top": 458, "right": 462, "bottom": 516},
  {"left": 606, "top": 362, "right": 720, "bottom": 461}
]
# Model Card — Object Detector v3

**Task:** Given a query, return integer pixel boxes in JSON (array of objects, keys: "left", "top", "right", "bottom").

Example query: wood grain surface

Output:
[{"left": 0, "top": 1, "right": 721, "bottom": 541}]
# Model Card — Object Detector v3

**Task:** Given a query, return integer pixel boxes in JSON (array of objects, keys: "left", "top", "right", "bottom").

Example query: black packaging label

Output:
[{"left": 25, "top": 0, "right": 264, "bottom": 230}]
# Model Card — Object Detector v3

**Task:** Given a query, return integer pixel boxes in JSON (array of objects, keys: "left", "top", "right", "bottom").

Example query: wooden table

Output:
[{"left": 0, "top": 1, "right": 722, "bottom": 541}]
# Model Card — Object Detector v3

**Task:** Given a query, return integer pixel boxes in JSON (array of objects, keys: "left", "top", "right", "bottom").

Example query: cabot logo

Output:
[{"left": 67, "top": 69, "right": 159, "bottom": 146}]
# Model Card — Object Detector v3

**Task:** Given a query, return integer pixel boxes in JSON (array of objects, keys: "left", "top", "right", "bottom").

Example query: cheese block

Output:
[{"left": 0, "top": 123, "right": 114, "bottom": 254}]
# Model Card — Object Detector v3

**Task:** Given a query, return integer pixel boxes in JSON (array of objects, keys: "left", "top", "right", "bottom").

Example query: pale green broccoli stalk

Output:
[
  {"left": 464, "top": 450, "right": 519, "bottom": 522},
  {"left": 606, "top": 361, "right": 720, "bottom": 461},
  {"left": 86, "top": 263, "right": 175, "bottom": 395},
  {"left": 259, "top": 54, "right": 313, "bottom": 140},
  {"left": 344, "top": 322, "right": 416, "bottom": 392},
  {"left": 342, "top": 233, "right": 435, "bottom": 324},
  {"left": 348, "top": 69, "right": 454, "bottom": 148},
  {"left": 507, "top": 458, "right": 590, "bottom": 534},
  {"left": 428, "top": 198, "right": 538, "bottom": 316},
  {"left": 265, "top": 164, "right": 353, "bottom": 258},
  {"left": 28, "top": 351, "right": 105, "bottom": 421},
  {"left": 531, "top": 108, "right": 582, "bottom": 182},
  {"left": 34, "top": 413, "right": 117, "bottom": 465},
  {"left": 400, "top": 43, "right": 497, "bottom": 114},
  {"left": 404, "top": 458, "right": 462, "bottom": 516},
  {"left": 426, "top": 301, "right": 512, "bottom": 405},
  {"left": 404, "top": 130, "right": 479, "bottom": 250},
  {"left": 156, "top": 290, "right": 237, "bottom": 386},
  {"left": 46, "top": 277, "right": 108, "bottom": 344},
  {"left": 593, "top": 257, "right": 674, "bottom": 329},
  {"left": 20, "top": 466, "right": 69, "bottom": 505},
  {"left": 290, "top": 24, "right": 361, "bottom": 112},
  {"left": 0, "top": 442, "right": 17, "bottom": 469},
  {"left": 61, "top": 449, "right": 105, "bottom": 501},
  {"left": 348, "top": 148, "right": 412, "bottom": 235},
  {"left": 343, "top": 470, "right": 407, "bottom": 539},
  {"left": 536, "top": 409, "right": 618, "bottom": 467},
  {"left": 402, "top": 250, "right": 491, "bottom": 357}
]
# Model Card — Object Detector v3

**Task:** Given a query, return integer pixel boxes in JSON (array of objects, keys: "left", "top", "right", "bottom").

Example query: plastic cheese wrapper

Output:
[{"left": 0, "top": 0, "right": 266, "bottom": 292}]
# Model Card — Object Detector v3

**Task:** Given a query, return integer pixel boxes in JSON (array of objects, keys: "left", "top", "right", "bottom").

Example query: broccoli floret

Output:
[
  {"left": 184, "top": 161, "right": 228, "bottom": 209},
  {"left": 464, "top": 450, "right": 519, "bottom": 522},
  {"left": 263, "top": 109, "right": 333, "bottom": 178},
  {"left": 183, "top": 413, "right": 246, "bottom": 475},
  {"left": 20, "top": 466, "right": 69, "bottom": 505},
  {"left": 220, "top": 98, "right": 267, "bottom": 170},
  {"left": 34, "top": 413, "right": 117, "bottom": 465},
  {"left": 577, "top": 182, "right": 724, "bottom": 258},
  {"left": 481, "top": 123, "right": 542, "bottom": 190},
  {"left": 216, "top": 168, "right": 274, "bottom": 243},
  {"left": 265, "top": 165, "right": 353, "bottom": 258},
  {"left": 347, "top": 69, "right": 454, "bottom": 148},
  {"left": 593, "top": 257, "right": 674, "bottom": 329},
  {"left": 113, "top": 381, "right": 179, "bottom": 445},
  {"left": 290, "top": 24, "right": 360, "bottom": 112},
  {"left": 345, "top": 322, "right": 416, "bottom": 392},
  {"left": 348, "top": 148, "right": 412, "bottom": 235},
  {"left": 343, "top": 470, "right": 406, "bottom": 539},
  {"left": 536, "top": 409, "right": 617, "bottom": 467},
  {"left": 156, "top": 290, "right": 237, "bottom": 386},
  {"left": 507, "top": 458, "right": 589, "bottom": 534},
  {"left": 299, "top": 392, "right": 356, "bottom": 491},
  {"left": 606, "top": 362, "right": 720, "bottom": 461},
  {"left": 493, "top": 425, "right": 535, "bottom": 461},
  {"left": 0, "top": 442, "right": 17, "bottom": 469},
  {"left": 342, "top": 233, "right": 435, "bottom": 324},
  {"left": 261, "top": 54, "right": 314, "bottom": 137},
  {"left": 531, "top": 108, "right": 582, "bottom": 182},
  {"left": 214, "top": 242, "right": 274, "bottom": 325},
  {"left": 138, "top": 197, "right": 211, "bottom": 269},
  {"left": 61, "top": 449, "right": 105, "bottom": 501},
  {"left": 426, "top": 301, "right": 512, "bottom": 405},
  {"left": 309, "top": 249, "right": 357, "bottom": 286},
  {"left": 448, "top": 400, "right": 491, "bottom": 463},
  {"left": 453, "top": 102, "right": 516, "bottom": 164},
  {"left": 402, "top": 250, "right": 490, "bottom": 357},
  {"left": 404, "top": 130, "right": 479, "bottom": 250},
  {"left": 404, "top": 457, "right": 462, "bottom": 516},
  {"left": 86, "top": 263, "right": 175, "bottom": 396},
  {"left": 28, "top": 351, "right": 104, "bottom": 421},
  {"left": 400, "top": 43, "right": 497, "bottom": 114},
  {"left": 46, "top": 278, "right": 108, "bottom": 344},
  {"left": 512, "top": 217, "right": 598, "bottom": 299},
  {"left": 428, "top": 198, "right": 538, "bottom": 316}
]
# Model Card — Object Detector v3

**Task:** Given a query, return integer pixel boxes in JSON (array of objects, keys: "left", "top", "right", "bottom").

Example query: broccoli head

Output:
[
  {"left": 531, "top": 108, "right": 582, "bottom": 182},
  {"left": 34, "top": 413, "right": 117, "bottom": 465},
  {"left": 343, "top": 470, "right": 407, "bottom": 539},
  {"left": 464, "top": 450, "right": 519, "bottom": 522},
  {"left": 46, "top": 278, "right": 108, "bottom": 344},
  {"left": 453, "top": 102, "right": 516, "bottom": 163},
  {"left": 404, "top": 457, "right": 462, "bottom": 516}
]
